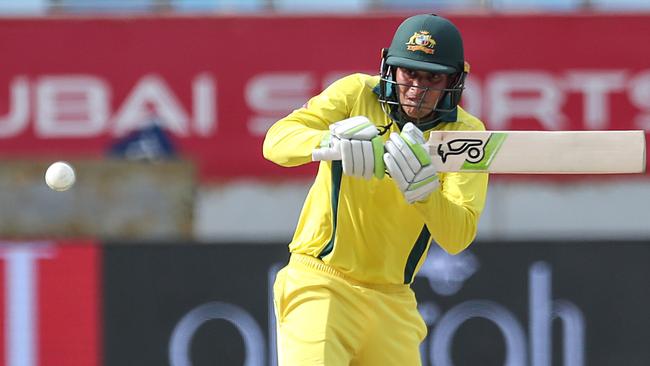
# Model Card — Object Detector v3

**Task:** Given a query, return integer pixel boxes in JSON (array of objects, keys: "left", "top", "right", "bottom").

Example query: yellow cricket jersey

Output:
[{"left": 263, "top": 73, "right": 488, "bottom": 285}]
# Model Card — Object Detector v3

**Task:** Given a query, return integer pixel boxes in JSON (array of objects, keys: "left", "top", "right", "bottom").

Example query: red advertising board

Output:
[
  {"left": 0, "top": 15, "right": 648, "bottom": 180},
  {"left": 0, "top": 241, "right": 100, "bottom": 366}
]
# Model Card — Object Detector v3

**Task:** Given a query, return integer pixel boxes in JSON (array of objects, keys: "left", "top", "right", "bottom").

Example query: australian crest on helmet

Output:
[{"left": 406, "top": 31, "right": 436, "bottom": 55}]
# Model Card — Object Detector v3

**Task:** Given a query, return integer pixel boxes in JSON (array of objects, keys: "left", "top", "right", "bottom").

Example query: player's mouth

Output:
[{"left": 402, "top": 105, "right": 432, "bottom": 119}]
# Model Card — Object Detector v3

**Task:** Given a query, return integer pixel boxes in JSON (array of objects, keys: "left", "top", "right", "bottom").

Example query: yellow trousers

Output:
[{"left": 273, "top": 253, "right": 427, "bottom": 366}]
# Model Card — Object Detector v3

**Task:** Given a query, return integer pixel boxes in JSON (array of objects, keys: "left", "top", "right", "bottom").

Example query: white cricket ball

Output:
[{"left": 45, "top": 161, "right": 76, "bottom": 191}]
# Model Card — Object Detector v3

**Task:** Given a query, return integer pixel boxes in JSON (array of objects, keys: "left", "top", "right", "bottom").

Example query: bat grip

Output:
[
  {"left": 313, "top": 143, "right": 435, "bottom": 161},
  {"left": 312, "top": 147, "right": 341, "bottom": 161}
]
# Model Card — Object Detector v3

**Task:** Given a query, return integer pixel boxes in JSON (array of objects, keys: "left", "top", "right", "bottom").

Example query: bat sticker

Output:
[{"left": 436, "top": 138, "right": 485, "bottom": 163}]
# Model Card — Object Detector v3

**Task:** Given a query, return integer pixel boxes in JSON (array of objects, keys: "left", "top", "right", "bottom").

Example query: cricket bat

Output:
[{"left": 312, "top": 130, "right": 646, "bottom": 174}]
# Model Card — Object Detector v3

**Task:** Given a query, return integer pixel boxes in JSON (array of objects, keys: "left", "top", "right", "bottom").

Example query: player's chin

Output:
[{"left": 402, "top": 105, "right": 434, "bottom": 120}]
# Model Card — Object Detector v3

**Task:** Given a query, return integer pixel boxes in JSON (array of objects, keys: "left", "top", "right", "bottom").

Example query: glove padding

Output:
[
  {"left": 316, "top": 116, "right": 385, "bottom": 179},
  {"left": 383, "top": 122, "right": 439, "bottom": 203}
]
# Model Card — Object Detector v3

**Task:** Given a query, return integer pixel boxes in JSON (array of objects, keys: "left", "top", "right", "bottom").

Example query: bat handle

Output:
[
  {"left": 313, "top": 145, "right": 435, "bottom": 161},
  {"left": 312, "top": 147, "right": 341, "bottom": 161}
]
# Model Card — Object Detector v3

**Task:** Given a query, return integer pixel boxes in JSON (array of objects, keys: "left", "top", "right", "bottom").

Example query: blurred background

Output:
[{"left": 0, "top": 1, "right": 649, "bottom": 365}]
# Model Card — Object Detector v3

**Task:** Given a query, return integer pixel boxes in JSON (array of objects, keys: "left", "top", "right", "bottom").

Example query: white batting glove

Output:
[
  {"left": 314, "top": 116, "right": 385, "bottom": 179},
  {"left": 384, "top": 123, "right": 439, "bottom": 203}
]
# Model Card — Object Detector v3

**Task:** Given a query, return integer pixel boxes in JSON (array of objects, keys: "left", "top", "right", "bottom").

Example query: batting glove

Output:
[
  {"left": 313, "top": 116, "right": 385, "bottom": 179},
  {"left": 384, "top": 122, "right": 439, "bottom": 203}
]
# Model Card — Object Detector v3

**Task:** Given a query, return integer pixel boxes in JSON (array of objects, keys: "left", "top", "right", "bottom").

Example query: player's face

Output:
[{"left": 395, "top": 67, "right": 449, "bottom": 119}]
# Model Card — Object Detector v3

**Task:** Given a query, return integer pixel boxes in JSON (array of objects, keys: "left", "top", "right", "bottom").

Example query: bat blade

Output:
[{"left": 427, "top": 130, "right": 646, "bottom": 174}]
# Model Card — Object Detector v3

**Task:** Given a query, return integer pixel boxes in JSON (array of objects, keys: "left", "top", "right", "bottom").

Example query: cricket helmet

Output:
[{"left": 378, "top": 14, "right": 469, "bottom": 131}]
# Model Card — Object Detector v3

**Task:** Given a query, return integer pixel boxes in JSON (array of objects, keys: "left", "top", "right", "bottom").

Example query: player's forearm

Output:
[
  {"left": 415, "top": 196, "right": 480, "bottom": 255},
  {"left": 263, "top": 119, "right": 328, "bottom": 167},
  {"left": 414, "top": 172, "right": 488, "bottom": 254}
]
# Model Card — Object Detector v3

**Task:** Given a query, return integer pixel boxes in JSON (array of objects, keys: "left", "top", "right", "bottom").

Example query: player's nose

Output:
[{"left": 406, "top": 83, "right": 426, "bottom": 97}]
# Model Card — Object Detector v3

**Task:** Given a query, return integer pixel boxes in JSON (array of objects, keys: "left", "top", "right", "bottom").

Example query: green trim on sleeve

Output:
[
  {"left": 318, "top": 161, "right": 343, "bottom": 259},
  {"left": 403, "top": 226, "right": 431, "bottom": 284}
]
